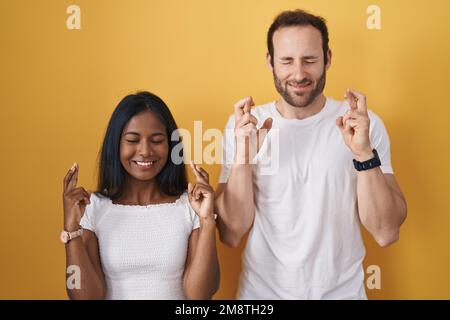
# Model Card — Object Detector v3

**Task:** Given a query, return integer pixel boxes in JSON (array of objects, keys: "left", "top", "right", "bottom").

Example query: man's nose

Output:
[{"left": 292, "top": 61, "right": 307, "bottom": 82}]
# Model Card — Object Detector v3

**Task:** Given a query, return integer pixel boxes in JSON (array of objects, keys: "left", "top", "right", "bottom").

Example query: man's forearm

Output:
[
  {"left": 215, "top": 163, "right": 254, "bottom": 247},
  {"left": 356, "top": 168, "right": 407, "bottom": 247}
]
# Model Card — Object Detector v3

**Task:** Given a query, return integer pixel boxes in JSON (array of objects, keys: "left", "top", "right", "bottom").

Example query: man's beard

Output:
[{"left": 273, "top": 67, "right": 327, "bottom": 108}]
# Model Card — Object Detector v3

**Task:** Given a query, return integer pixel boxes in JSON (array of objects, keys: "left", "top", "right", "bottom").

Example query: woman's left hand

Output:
[{"left": 188, "top": 162, "right": 214, "bottom": 219}]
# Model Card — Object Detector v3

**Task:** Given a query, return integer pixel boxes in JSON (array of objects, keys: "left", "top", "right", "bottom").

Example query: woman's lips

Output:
[{"left": 132, "top": 160, "right": 157, "bottom": 169}]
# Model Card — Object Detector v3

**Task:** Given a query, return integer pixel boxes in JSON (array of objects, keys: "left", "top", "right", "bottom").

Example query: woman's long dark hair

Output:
[{"left": 96, "top": 91, "right": 187, "bottom": 200}]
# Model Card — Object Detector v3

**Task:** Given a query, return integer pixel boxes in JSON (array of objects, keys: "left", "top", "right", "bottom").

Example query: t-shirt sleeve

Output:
[
  {"left": 218, "top": 115, "right": 236, "bottom": 183},
  {"left": 369, "top": 111, "right": 394, "bottom": 174},
  {"left": 187, "top": 201, "right": 201, "bottom": 230},
  {"left": 80, "top": 193, "right": 98, "bottom": 233}
]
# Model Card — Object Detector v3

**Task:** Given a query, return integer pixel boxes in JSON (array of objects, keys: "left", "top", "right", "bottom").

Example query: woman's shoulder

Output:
[
  {"left": 181, "top": 191, "right": 200, "bottom": 230},
  {"left": 152, "top": 191, "right": 190, "bottom": 209},
  {"left": 85, "top": 192, "right": 112, "bottom": 216},
  {"left": 90, "top": 192, "right": 111, "bottom": 206},
  {"left": 80, "top": 192, "right": 111, "bottom": 232},
  {"left": 177, "top": 191, "right": 189, "bottom": 204}
]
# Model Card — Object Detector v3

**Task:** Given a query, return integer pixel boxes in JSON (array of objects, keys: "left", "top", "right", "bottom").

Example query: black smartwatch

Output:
[{"left": 353, "top": 149, "right": 381, "bottom": 171}]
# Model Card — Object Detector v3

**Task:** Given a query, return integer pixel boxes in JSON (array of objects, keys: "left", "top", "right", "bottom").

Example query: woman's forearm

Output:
[
  {"left": 65, "top": 236, "right": 105, "bottom": 300},
  {"left": 184, "top": 217, "right": 220, "bottom": 299}
]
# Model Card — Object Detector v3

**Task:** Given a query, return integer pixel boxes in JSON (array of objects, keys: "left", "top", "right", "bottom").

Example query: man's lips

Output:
[{"left": 289, "top": 81, "right": 312, "bottom": 89}]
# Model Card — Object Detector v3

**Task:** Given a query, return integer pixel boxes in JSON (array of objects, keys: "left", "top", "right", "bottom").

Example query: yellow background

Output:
[{"left": 1, "top": 0, "right": 449, "bottom": 299}]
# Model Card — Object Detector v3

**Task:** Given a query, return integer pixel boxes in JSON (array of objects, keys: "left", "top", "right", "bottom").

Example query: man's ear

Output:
[
  {"left": 325, "top": 49, "right": 332, "bottom": 71},
  {"left": 266, "top": 52, "right": 274, "bottom": 72}
]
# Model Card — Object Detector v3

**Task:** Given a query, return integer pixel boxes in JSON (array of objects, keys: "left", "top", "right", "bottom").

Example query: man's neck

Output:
[{"left": 276, "top": 94, "right": 327, "bottom": 120}]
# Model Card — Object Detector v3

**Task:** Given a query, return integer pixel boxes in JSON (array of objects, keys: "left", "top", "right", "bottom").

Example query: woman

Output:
[{"left": 61, "top": 91, "right": 219, "bottom": 299}]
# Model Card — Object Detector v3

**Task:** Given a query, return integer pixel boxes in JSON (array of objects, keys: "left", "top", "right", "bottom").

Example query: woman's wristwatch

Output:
[{"left": 60, "top": 227, "right": 83, "bottom": 244}]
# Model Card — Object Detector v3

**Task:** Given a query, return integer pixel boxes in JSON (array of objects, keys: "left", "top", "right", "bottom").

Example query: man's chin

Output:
[{"left": 286, "top": 94, "right": 313, "bottom": 108}]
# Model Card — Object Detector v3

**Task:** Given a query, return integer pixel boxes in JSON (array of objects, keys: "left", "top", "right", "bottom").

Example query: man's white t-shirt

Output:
[{"left": 219, "top": 97, "right": 393, "bottom": 299}]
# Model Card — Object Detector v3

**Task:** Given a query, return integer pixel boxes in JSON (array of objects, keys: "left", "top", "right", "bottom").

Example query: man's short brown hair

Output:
[{"left": 267, "top": 9, "right": 330, "bottom": 66}]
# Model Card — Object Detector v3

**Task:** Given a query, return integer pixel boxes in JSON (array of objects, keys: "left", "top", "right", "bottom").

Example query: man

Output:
[{"left": 214, "top": 9, "right": 407, "bottom": 299}]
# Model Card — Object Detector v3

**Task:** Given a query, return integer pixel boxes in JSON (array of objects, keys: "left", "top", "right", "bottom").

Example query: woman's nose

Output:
[{"left": 138, "top": 141, "right": 154, "bottom": 157}]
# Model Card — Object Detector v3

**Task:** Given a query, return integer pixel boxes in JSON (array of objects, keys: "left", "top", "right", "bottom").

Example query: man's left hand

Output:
[{"left": 336, "top": 89, "right": 374, "bottom": 161}]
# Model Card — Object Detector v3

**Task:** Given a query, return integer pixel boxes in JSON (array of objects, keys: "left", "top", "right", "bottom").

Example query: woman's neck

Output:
[{"left": 115, "top": 178, "right": 172, "bottom": 206}]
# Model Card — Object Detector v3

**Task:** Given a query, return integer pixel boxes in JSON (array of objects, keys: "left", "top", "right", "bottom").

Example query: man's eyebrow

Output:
[
  {"left": 302, "top": 56, "right": 319, "bottom": 60},
  {"left": 278, "top": 56, "right": 319, "bottom": 60}
]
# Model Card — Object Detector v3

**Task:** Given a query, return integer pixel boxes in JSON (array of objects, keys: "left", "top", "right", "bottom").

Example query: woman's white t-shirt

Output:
[
  {"left": 80, "top": 191, "right": 200, "bottom": 300},
  {"left": 219, "top": 98, "right": 393, "bottom": 299}
]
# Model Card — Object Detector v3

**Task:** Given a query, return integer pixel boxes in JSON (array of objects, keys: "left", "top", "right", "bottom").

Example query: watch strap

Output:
[
  {"left": 61, "top": 227, "right": 83, "bottom": 244},
  {"left": 353, "top": 149, "right": 381, "bottom": 171}
]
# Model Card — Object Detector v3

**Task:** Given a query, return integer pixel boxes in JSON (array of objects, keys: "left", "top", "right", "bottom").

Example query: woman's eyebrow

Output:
[
  {"left": 123, "top": 132, "right": 166, "bottom": 137},
  {"left": 123, "top": 132, "right": 140, "bottom": 136}
]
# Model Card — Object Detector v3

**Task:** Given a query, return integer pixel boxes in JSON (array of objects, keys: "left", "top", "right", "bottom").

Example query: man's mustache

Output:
[{"left": 288, "top": 79, "right": 312, "bottom": 86}]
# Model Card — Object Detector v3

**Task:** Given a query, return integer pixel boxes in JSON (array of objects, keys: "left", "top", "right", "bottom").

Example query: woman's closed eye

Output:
[{"left": 124, "top": 138, "right": 165, "bottom": 144}]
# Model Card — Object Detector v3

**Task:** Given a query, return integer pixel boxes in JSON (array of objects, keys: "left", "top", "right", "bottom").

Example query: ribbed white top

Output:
[{"left": 80, "top": 191, "right": 200, "bottom": 300}]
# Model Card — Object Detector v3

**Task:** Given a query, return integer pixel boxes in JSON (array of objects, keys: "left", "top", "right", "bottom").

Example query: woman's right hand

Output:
[
  {"left": 63, "top": 163, "right": 91, "bottom": 231},
  {"left": 188, "top": 162, "right": 214, "bottom": 219}
]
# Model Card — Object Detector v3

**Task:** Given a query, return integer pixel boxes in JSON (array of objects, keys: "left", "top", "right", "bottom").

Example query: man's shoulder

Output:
[{"left": 250, "top": 101, "right": 276, "bottom": 120}]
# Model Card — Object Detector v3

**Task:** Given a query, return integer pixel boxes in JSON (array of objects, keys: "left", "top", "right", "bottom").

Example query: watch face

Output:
[{"left": 60, "top": 231, "right": 69, "bottom": 243}]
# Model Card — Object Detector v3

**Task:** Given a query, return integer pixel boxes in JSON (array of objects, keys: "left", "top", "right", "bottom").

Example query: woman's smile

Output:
[{"left": 132, "top": 160, "right": 158, "bottom": 169}]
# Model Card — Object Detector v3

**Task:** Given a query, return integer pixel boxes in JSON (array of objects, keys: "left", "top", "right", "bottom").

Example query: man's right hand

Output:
[
  {"left": 233, "top": 96, "right": 272, "bottom": 164},
  {"left": 63, "top": 163, "right": 91, "bottom": 231}
]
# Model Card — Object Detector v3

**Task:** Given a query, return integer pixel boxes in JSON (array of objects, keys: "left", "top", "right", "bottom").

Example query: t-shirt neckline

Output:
[
  {"left": 271, "top": 97, "right": 332, "bottom": 126},
  {"left": 108, "top": 191, "right": 187, "bottom": 210}
]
